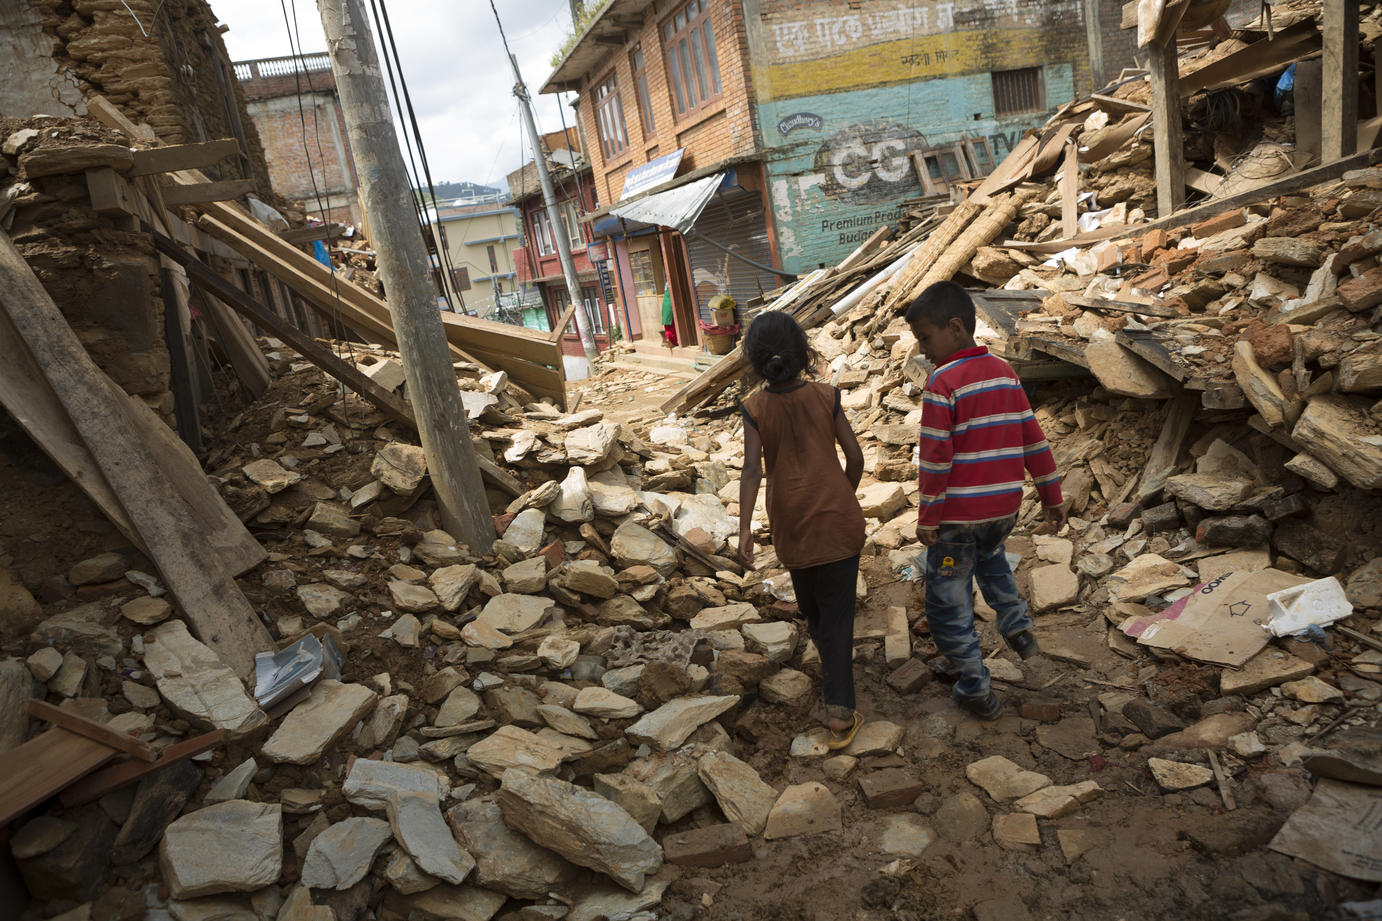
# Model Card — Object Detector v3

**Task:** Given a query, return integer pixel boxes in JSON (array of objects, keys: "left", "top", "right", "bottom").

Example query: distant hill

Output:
[{"left": 421, "top": 180, "right": 507, "bottom": 204}]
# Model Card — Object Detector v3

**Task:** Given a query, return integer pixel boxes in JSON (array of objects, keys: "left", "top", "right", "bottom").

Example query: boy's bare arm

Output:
[{"left": 737, "top": 423, "right": 763, "bottom": 568}]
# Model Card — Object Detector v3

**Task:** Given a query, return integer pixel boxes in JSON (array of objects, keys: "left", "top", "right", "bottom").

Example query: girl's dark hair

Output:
[{"left": 744, "top": 310, "right": 815, "bottom": 384}]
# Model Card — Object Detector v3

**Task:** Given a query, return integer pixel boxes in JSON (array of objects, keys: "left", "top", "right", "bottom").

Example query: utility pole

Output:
[
  {"left": 317, "top": 0, "right": 495, "bottom": 551},
  {"left": 508, "top": 54, "right": 600, "bottom": 364}
]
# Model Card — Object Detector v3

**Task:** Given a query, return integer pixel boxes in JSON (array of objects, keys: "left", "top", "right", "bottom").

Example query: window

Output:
[
  {"left": 664, "top": 0, "right": 721, "bottom": 118},
  {"left": 629, "top": 249, "right": 657, "bottom": 295},
  {"left": 991, "top": 67, "right": 1045, "bottom": 116},
  {"left": 450, "top": 266, "right": 471, "bottom": 291},
  {"left": 594, "top": 72, "right": 628, "bottom": 160},
  {"left": 486, "top": 245, "right": 499, "bottom": 273},
  {"left": 581, "top": 284, "right": 607, "bottom": 335},
  {"left": 437, "top": 225, "right": 448, "bottom": 247},
  {"left": 532, "top": 210, "right": 555, "bottom": 256},
  {"left": 561, "top": 200, "right": 583, "bottom": 249},
  {"left": 631, "top": 45, "right": 655, "bottom": 136}
]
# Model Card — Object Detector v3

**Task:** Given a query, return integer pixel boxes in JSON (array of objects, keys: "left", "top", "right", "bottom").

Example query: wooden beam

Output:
[
  {"left": 1136, "top": 390, "right": 1198, "bottom": 501},
  {"left": 0, "top": 228, "right": 271, "bottom": 677},
  {"left": 1060, "top": 140, "right": 1079, "bottom": 238},
  {"left": 0, "top": 729, "right": 118, "bottom": 827},
  {"left": 154, "top": 233, "right": 525, "bottom": 497},
  {"left": 1322, "top": 0, "right": 1361, "bottom": 162},
  {"left": 159, "top": 265, "right": 205, "bottom": 452},
  {"left": 1148, "top": 38, "right": 1186, "bottom": 217},
  {"left": 1115, "top": 146, "right": 1382, "bottom": 239},
  {"left": 128, "top": 139, "right": 243, "bottom": 177},
  {"left": 161, "top": 179, "right": 258, "bottom": 206},
  {"left": 26, "top": 699, "right": 155, "bottom": 762},
  {"left": 280, "top": 223, "right": 346, "bottom": 245},
  {"left": 60, "top": 730, "right": 224, "bottom": 808}
]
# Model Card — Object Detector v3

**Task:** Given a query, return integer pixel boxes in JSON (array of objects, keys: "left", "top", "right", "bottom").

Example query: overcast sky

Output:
[{"left": 219, "top": 0, "right": 579, "bottom": 191}]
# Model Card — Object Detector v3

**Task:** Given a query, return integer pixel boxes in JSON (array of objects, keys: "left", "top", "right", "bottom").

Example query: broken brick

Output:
[
  {"left": 1190, "top": 209, "right": 1246, "bottom": 239},
  {"left": 662, "top": 823, "right": 752, "bottom": 867},
  {"left": 886, "top": 658, "right": 932, "bottom": 694},
  {"left": 1107, "top": 501, "right": 1143, "bottom": 529},
  {"left": 1338, "top": 267, "right": 1382, "bottom": 312},
  {"left": 1019, "top": 699, "right": 1062, "bottom": 723},
  {"left": 857, "top": 768, "right": 927, "bottom": 809},
  {"left": 1140, "top": 228, "right": 1170, "bottom": 254}
]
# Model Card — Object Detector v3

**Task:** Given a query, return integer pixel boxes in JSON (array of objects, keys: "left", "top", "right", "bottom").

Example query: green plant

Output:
[{"left": 549, "top": 0, "right": 615, "bottom": 69}]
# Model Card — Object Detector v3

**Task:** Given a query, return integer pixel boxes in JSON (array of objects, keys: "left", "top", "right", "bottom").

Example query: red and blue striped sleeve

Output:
[{"left": 917, "top": 383, "right": 954, "bottom": 528}]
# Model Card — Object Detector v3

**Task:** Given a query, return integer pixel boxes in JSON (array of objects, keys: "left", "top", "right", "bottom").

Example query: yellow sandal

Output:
[{"left": 826, "top": 711, "right": 863, "bottom": 751}]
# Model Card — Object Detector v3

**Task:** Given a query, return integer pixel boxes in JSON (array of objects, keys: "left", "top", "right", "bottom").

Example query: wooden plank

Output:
[
  {"left": 280, "top": 223, "right": 346, "bottom": 245},
  {"left": 1063, "top": 295, "right": 1179, "bottom": 318},
  {"left": 202, "top": 290, "right": 272, "bottom": 399},
  {"left": 162, "top": 179, "right": 258, "bottom": 206},
  {"left": 441, "top": 313, "right": 564, "bottom": 364},
  {"left": 1119, "top": 146, "right": 1382, "bottom": 239},
  {"left": 1148, "top": 38, "right": 1187, "bottom": 218},
  {"left": 128, "top": 139, "right": 243, "bottom": 177},
  {"left": 1029, "top": 122, "right": 1080, "bottom": 177},
  {"left": 155, "top": 234, "right": 527, "bottom": 496},
  {"left": 1136, "top": 389, "right": 1199, "bottom": 501},
  {"left": 85, "top": 166, "right": 141, "bottom": 218},
  {"left": 159, "top": 265, "right": 204, "bottom": 452},
  {"left": 0, "top": 228, "right": 271, "bottom": 677},
  {"left": 60, "top": 730, "right": 225, "bottom": 809},
  {"left": 0, "top": 256, "right": 264, "bottom": 581},
  {"left": 548, "top": 302, "right": 580, "bottom": 340},
  {"left": 85, "top": 94, "right": 156, "bottom": 143},
  {"left": 1060, "top": 140, "right": 1079, "bottom": 238},
  {"left": 1322, "top": 0, "right": 1361, "bottom": 162},
  {"left": 1091, "top": 93, "right": 1150, "bottom": 113},
  {"left": 155, "top": 232, "right": 414, "bottom": 429},
  {"left": 26, "top": 699, "right": 155, "bottom": 762},
  {"left": 1023, "top": 333, "right": 1091, "bottom": 369},
  {"left": 0, "top": 729, "right": 119, "bottom": 827},
  {"left": 1178, "top": 22, "right": 1320, "bottom": 97}
]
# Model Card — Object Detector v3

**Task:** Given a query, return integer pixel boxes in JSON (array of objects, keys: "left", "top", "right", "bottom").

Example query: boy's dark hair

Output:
[
  {"left": 744, "top": 310, "right": 815, "bottom": 384},
  {"left": 904, "top": 281, "right": 976, "bottom": 334}
]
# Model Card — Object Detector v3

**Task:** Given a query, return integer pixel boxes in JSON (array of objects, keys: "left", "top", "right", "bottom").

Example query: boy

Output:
[{"left": 906, "top": 281, "right": 1067, "bottom": 720}]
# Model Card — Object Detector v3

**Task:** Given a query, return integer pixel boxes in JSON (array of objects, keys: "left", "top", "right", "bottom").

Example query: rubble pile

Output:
[{"left": 3, "top": 304, "right": 1382, "bottom": 919}]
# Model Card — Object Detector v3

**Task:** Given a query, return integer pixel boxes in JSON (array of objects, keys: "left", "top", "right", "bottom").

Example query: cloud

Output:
[{"left": 219, "top": 0, "right": 577, "bottom": 189}]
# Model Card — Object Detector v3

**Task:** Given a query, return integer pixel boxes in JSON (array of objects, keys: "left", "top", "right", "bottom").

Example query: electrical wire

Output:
[
  {"left": 370, "top": 0, "right": 468, "bottom": 312},
  {"left": 279, "top": 0, "right": 360, "bottom": 422}
]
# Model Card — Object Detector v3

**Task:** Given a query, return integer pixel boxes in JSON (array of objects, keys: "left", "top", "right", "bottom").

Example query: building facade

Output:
[
  {"left": 428, "top": 199, "right": 525, "bottom": 321},
  {"left": 544, "top": 0, "right": 1141, "bottom": 341},
  {"left": 235, "top": 53, "right": 360, "bottom": 227},
  {"left": 544, "top": 0, "right": 787, "bottom": 356},
  {"left": 507, "top": 131, "right": 623, "bottom": 355}
]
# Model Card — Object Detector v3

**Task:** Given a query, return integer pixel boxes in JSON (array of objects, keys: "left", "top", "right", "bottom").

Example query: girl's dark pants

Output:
[{"left": 788, "top": 553, "right": 859, "bottom": 719}]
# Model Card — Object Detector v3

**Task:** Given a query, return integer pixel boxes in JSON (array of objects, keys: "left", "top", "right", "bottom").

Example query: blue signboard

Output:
[{"left": 619, "top": 148, "right": 685, "bottom": 200}]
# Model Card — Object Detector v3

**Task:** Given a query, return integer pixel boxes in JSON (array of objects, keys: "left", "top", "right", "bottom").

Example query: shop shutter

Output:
[{"left": 684, "top": 187, "right": 782, "bottom": 325}]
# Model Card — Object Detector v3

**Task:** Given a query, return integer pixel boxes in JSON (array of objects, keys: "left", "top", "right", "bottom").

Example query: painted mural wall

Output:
[{"left": 746, "top": 0, "right": 1092, "bottom": 273}]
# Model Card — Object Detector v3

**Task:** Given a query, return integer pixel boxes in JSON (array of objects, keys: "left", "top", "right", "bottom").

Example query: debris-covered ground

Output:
[{"left": 2, "top": 312, "right": 1381, "bottom": 921}]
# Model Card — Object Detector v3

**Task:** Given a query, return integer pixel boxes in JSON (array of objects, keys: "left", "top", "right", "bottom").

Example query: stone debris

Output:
[
  {"left": 158, "top": 801, "right": 282, "bottom": 899},
  {"left": 497, "top": 768, "right": 663, "bottom": 893},
  {"left": 6, "top": 126, "right": 1382, "bottom": 920}
]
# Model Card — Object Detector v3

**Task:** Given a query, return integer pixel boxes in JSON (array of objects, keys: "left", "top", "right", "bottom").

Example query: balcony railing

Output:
[{"left": 233, "top": 53, "right": 333, "bottom": 82}]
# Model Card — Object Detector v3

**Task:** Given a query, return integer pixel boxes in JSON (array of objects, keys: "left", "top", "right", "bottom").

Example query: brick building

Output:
[
  {"left": 544, "top": 0, "right": 787, "bottom": 356},
  {"left": 234, "top": 53, "right": 360, "bottom": 227},
  {"left": 543, "top": 0, "right": 1144, "bottom": 336},
  {"left": 507, "top": 129, "right": 623, "bottom": 355}
]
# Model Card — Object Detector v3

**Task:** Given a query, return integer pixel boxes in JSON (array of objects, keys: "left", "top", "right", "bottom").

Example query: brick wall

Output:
[
  {"left": 569, "top": 0, "right": 761, "bottom": 209},
  {"left": 747, "top": 0, "right": 1092, "bottom": 272},
  {"left": 245, "top": 91, "right": 359, "bottom": 225}
]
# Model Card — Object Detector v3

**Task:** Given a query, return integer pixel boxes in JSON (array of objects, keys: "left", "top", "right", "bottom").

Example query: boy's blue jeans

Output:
[{"left": 924, "top": 515, "right": 1032, "bottom": 701}]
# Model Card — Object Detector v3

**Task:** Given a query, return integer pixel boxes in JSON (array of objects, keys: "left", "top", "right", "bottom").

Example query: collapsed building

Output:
[{"left": 0, "top": 0, "right": 1381, "bottom": 920}]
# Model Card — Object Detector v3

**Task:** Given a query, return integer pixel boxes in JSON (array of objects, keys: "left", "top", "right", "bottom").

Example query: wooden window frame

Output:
[
  {"left": 629, "top": 248, "right": 657, "bottom": 295},
  {"left": 991, "top": 66, "right": 1046, "bottom": 117},
  {"left": 662, "top": 0, "right": 722, "bottom": 121},
  {"left": 532, "top": 210, "right": 555, "bottom": 257},
  {"left": 594, "top": 71, "right": 629, "bottom": 160},
  {"left": 630, "top": 44, "right": 656, "bottom": 138}
]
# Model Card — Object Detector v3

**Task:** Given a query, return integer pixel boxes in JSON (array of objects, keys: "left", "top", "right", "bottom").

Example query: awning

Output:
[{"left": 609, "top": 173, "right": 723, "bottom": 236}]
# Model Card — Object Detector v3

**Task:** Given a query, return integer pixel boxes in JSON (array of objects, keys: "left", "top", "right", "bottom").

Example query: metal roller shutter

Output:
[{"left": 684, "top": 188, "right": 781, "bottom": 325}]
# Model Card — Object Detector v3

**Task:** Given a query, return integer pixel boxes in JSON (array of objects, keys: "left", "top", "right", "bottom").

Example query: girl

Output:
[{"left": 737, "top": 311, "right": 867, "bottom": 750}]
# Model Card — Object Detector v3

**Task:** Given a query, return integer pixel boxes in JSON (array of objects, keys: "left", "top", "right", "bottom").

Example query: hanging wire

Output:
[
  {"left": 279, "top": 0, "right": 360, "bottom": 424},
  {"left": 370, "top": 0, "right": 468, "bottom": 313}
]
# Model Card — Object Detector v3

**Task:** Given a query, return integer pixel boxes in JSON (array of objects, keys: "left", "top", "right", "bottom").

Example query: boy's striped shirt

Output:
[{"left": 917, "top": 346, "right": 1062, "bottom": 527}]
